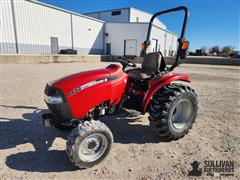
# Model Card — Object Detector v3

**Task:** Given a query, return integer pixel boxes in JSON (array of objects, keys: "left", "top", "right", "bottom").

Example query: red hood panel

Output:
[{"left": 50, "top": 68, "right": 111, "bottom": 93}]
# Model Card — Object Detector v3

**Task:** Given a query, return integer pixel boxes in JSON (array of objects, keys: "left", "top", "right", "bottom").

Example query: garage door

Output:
[{"left": 124, "top": 39, "right": 137, "bottom": 56}]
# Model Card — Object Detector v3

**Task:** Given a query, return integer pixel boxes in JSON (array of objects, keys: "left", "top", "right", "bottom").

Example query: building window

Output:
[{"left": 111, "top": 11, "right": 121, "bottom": 16}]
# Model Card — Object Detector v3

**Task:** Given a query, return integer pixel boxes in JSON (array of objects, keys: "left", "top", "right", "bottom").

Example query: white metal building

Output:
[
  {"left": 1, "top": 0, "right": 104, "bottom": 54},
  {"left": 104, "top": 23, "right": 177, "bottom": 56},
  {"left": 1, "top": 1, "right": 178, "bottom": 56},
  {"left": 86, "top": 7, "right": 178, "bottom": 56}
]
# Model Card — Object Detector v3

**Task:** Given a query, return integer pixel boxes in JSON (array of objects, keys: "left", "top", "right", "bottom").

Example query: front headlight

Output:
[{"left": 44, "top": 94, "right": 63, "bottom": 104}]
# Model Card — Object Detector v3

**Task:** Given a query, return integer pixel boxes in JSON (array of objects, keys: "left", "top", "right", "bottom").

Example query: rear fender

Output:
[{"left": 142, "top": 73, "right": 190, "bottom": 113}]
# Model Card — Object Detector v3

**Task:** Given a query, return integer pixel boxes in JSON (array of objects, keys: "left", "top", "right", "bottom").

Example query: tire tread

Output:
[
  {"left": 66, "top": 120, "right": 113, "bottom": 169},
  {"left": 148, "top": 83, "right": 198, "bottom": 141}
]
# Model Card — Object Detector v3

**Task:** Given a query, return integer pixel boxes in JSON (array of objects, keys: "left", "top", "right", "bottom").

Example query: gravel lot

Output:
[{"left": 1, "top": 62, "right": 240, "bottom": 179}]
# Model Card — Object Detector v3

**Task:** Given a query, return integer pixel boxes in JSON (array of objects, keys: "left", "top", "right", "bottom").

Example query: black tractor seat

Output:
[{"left": 128, "top": 52, "right": 166, "bottom": 81}]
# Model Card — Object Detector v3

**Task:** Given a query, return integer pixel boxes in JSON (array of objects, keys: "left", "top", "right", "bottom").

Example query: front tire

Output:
[
  {"left": 66, "top": 120, "right": 113, "bottom": 169},
  {"left": 148, "top": 83, "right": 198, "bottom": 140}
]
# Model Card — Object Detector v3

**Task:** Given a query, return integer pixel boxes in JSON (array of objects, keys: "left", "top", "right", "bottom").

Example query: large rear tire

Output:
[
  {"left": 66, "top": 120, "right": 113, "bottom": 169},
  {"left": 148, "top": 83, "right": 198, "bottom": 140}
]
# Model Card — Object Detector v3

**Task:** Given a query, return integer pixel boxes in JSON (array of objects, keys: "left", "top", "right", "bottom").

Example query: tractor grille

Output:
[{"left": 44, "top": 84, "right": 72, "bottom": 122}]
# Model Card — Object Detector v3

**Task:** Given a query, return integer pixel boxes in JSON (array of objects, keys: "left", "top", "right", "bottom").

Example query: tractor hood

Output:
[
  {"left": 49, "top": 68, "right": 111, "bottom": 95},
  {"left": 45, "top": 64, "right": 127, "bottom": 118}
]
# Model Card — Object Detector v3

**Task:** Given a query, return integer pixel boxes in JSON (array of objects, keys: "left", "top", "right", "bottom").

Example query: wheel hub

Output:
[
  {"left": 85, "top": 137, "right": 100, "bottom": 152},
  {"left": 170, "top": 99, "right": 193, "bottom": 129},
  {"left": 78, "top": 133, "right": 108, "bottom": 162}
]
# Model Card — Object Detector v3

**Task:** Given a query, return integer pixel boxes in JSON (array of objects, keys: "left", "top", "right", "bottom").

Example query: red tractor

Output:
[{"left": 42, "top": 6, "right": 198, "bottom": 169}]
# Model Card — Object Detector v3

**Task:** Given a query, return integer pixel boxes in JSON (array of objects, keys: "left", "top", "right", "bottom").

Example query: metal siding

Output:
[
  {"left": 87, "top": 9, "right": 129, "bottom": 23},
  {"left": 100, "top": 9, "right": 129, "bottom": 23},
  {"left": 151, "top": 26, "right": 178, "bottom": 56},
  {"left": 130, "top": 8, "right": 166, "bottom": 29},
  {"left": 172, "top": 35, "right": 178, "bottom": 55},
  {"left": 72, "top": 15, "right": 104, "bottom": 55},
  {"left": 165, "top": 32, "right": 173, "bottom": 56},
  {"left": 70, "top": 14, "right": 73, "bottom": 49},
  {"left": 13, "top": 0, "right": 72, "bottom": 54},
  {"left": 151, "top": 26, "right": 166, "bottom": 54},
  {"left": 1, "top": 0, "right": 16, "bottom": 53},
  {"left": 105, "top": 23, "right": 148, "bottom": 56},
  {"left": 0, "top": 0, "right": 104, "bottom": 54},
  {"left": 105, "top": 23, "right": 177, "bottom": 56}
]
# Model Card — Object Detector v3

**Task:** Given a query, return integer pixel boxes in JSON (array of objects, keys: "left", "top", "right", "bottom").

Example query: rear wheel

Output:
[
  {"left": 148, "top": 83, "right": 198, "bottom": 140},
  {"left": 66, "top": 120, "right": 113, "bottom": 169}
]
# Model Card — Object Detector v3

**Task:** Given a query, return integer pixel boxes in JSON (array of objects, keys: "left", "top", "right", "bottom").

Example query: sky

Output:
[{"left": 40, "top": 0, "right": 239, "bottom": 51}]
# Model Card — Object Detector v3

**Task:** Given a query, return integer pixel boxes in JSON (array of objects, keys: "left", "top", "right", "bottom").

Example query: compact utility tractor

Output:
[{"left": 42, "top": 6, "right": 198, "bottom": 169}]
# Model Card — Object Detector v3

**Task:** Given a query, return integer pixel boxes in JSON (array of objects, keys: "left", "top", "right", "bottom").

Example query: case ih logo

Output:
[{"left": 188, "top": 160, "right": 235, "bottom": 177}]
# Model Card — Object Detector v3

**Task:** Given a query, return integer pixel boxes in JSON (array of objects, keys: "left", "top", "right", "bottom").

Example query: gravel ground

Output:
[{"left": 1, "top": 62, "right": 240, "bottom": 179}]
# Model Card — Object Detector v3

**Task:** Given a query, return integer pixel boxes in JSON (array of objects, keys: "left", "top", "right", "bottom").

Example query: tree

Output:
[
  {"left": 221, "top": 46, "right": 235, "bottom": 57},
  {"left": 209, "top": 46, "right": 220, "bottom": 55}
]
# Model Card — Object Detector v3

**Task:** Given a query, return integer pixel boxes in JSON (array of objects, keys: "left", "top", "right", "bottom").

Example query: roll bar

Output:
[{"left": 141, "top": 6, "right": 189, "bottom": 71}]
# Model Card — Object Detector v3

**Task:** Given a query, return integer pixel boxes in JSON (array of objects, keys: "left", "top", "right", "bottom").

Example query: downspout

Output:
[
  {"left": 70, "top": 14, "right": 74, "bottom": 49},
  {"left": 11, "top": 0, "right": 18, "bottom": 53},
  {"left": 103, "top": 23, "right": 106, "bottom": 55},
  {"left": 164, "top": 31, "right": 167, "bottom": 56}
]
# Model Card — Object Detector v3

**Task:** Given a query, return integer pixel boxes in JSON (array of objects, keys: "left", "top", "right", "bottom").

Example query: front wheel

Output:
[
  {"left": 148, "top": 83, "right": 198, "bottom": 140},
  {"left": 66, "top": 120, "right": 113, "bottom": 169}
]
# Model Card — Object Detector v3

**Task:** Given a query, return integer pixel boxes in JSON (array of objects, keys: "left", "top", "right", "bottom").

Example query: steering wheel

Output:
[{"left": 118, "top": 56, "right": 137, "bottom": 70}]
